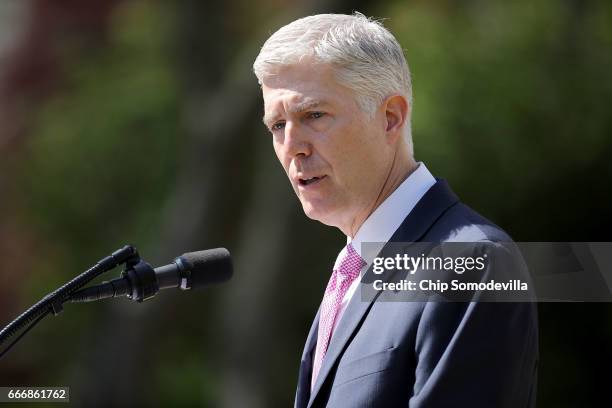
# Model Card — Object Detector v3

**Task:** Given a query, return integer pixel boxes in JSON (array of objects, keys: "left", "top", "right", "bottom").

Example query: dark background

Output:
[{"left": 0, "top": 0, "right": 610, "bottom": 406}]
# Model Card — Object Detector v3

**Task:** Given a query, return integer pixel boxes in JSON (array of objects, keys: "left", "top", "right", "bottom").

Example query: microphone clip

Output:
[{"left": 122, "top": 251, "right": 159, "bottom": 303}]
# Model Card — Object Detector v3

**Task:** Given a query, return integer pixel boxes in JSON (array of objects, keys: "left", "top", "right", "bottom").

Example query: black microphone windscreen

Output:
[{"left": 179, "top": 248, "right": 233, "bottom": 288}]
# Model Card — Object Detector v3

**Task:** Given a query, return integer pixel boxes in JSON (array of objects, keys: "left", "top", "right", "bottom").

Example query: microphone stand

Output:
[{"left": 0, "top": 244, "right": 140, "bottom": 360}]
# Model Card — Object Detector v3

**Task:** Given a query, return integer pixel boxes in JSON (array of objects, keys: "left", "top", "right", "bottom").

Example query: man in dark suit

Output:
[{"left": 253, "top": 12, "right": 538, "bottom": 408}]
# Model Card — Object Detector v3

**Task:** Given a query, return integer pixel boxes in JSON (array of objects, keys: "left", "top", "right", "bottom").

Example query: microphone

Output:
[{"left": 69, "top": 248, "right": 232, "bottom": 303}]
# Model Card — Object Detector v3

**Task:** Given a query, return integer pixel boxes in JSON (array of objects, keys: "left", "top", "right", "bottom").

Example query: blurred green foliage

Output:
[
  {"left": 385, "top": 0, "right": 612, "bottom": 240},
  {"left": 1, "top": 0, "right": 611, "bottom": 407},
  {"left": 23, "top": 1, "right": 179, "bottom": 267},
  {"left": 5, "top": 1, "right": 182, "bottom": 403}
]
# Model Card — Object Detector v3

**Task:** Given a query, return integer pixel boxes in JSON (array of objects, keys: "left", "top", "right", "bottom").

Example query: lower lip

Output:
[{"left": 298, "top": 176, "right": 327, "bottom": 190}]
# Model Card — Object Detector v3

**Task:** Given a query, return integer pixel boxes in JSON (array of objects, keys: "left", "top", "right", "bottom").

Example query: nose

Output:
[{"left": 284, "top": 121, "right": 311, "bottom": 158}]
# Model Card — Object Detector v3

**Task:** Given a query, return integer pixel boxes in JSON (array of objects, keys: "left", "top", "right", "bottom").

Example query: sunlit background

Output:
[{"left": 1, "top": 0, "right": 611, "bottom": 406}]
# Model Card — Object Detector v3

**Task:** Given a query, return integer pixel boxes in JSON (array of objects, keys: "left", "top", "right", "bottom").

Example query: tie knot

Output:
[{"left": 335, "top": 243, "right": 365, "bottom": 281}]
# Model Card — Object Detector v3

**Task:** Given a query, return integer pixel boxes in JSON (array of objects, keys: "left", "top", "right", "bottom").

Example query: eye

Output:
[
  {"left": 308, "top": 111, "right": 325, "bottom": 119},
  {"left": 271, "top": 121, "right": 285, "bottom": 132}
]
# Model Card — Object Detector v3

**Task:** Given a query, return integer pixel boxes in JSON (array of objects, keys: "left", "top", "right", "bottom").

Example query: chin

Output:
[
  {"left": 301, "top": 201, "right": 339, "bottom": 227},
  {"left": 301, "top": 202, "right": 322, "bottom": 221}
]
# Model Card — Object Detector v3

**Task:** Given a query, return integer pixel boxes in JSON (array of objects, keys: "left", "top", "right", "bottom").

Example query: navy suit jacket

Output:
[{"left": 295, "top": 179, "right": 539, "bottom": 408}]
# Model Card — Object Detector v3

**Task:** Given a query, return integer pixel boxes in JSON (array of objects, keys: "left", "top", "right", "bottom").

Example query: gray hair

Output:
[{"left": 253, "top": 12, "right": 413, "bottom": 152}]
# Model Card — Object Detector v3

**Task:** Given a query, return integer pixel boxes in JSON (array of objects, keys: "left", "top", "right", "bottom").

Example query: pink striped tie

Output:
[{"left": 311, "top": 243, "right": 365, "bottom": 388}]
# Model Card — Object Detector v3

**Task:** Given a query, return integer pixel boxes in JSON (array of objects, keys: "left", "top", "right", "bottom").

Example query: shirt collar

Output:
[{"left": 341, "top": 162, "right": 436, "bottom": 267}]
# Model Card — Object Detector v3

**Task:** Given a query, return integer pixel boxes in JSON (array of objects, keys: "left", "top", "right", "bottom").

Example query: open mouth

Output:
[{"left": 299, "top": 176, "right": 325, "bottom": 186}]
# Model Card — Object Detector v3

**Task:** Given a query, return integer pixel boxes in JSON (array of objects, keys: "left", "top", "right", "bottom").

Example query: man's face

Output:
[{"left": 261, "top": 63, "right": 394, "bottom": 232}]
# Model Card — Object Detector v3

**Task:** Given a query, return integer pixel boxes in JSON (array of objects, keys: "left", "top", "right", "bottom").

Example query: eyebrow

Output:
[{"left": 262, "top": 99, "right": 327, "bottom": 127}]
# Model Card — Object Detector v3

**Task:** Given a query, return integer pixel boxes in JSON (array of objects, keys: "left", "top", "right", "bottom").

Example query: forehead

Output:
[{"left": 261, "top": 63, "right": 356, "bottom": 118}]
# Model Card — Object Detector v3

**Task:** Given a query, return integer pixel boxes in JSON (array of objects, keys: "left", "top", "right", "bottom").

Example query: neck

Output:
[{"left": 343, "top": 148, "right": 417, "bottom": 238}]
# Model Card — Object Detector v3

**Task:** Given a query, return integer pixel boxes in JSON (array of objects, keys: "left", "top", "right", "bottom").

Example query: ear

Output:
[{"left": 383, "top": 95, "right": 409, "bottom": 144}]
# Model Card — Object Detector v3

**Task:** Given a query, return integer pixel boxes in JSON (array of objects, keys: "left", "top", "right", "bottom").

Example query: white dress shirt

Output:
[{"left": 311, "top": 162, "right": 436, "bottom": 383}]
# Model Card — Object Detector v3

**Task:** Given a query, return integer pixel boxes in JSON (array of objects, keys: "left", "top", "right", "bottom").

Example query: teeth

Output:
[{"left": 300, "top": 177, "right": 320, "bottom": 186}]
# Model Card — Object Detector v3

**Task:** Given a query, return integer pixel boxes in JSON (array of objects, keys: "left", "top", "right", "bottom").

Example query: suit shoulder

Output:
[{"left": 424, "top": 202, "right": 512, "bottom": 243}]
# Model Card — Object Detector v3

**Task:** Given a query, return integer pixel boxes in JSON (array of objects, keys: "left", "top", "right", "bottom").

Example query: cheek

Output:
[
  {"left": 273, "top": 141, "right": 291, "bottom": 173},
  {"left": 272, "top": 139, "right": 283, "bottom": 161},
  {"left": 335, "top": 130, "right": 385, "bottom": 185},
  {"left": 330, "top": 125, "right": 372, "bottom": 168}
]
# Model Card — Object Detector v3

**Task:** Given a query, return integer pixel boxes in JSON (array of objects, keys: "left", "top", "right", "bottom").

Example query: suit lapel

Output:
[
  {"left": 387, "top": 179, "right": 459, "bottom": 245},
  {"left": 307, "top": 282, "right": 380, "bottom": 407},
  {"left": 295, "top": 308, "right": 320, "bottom": 408},
  {"left": 302, "top": 308, "right": 320, "bottom": 361},
  {"left": 307, "top": 179, "right": 459, "bottom": 407}
]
